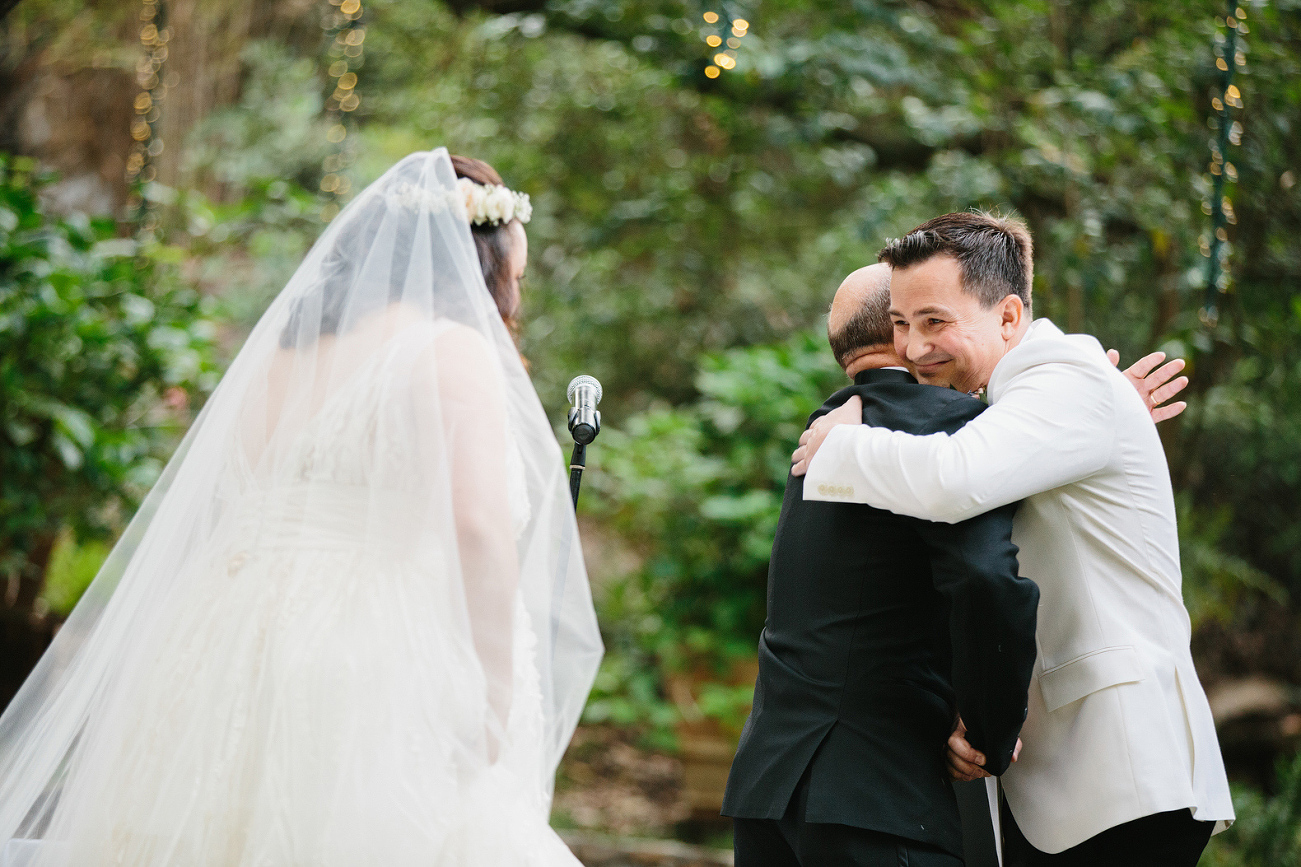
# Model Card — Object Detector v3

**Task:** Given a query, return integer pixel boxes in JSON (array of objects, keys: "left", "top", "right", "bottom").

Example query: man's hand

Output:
[
  {"left": 1108, "top": 349, "right": 1188, "bottom": 424},
  {"left": 791, "top": 395, "right": 863, "bottom": 477},
  {"left": 947, "top": 717, "right": 1021, "bottom": 781}
]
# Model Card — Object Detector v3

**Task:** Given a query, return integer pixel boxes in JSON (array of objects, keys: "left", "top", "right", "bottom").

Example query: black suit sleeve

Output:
[
  {"left": 914, "top": 507, "right": 1038, "bottom": 776},
  {"left": 913, "top": 395, "right": 1039, "bottom": 777}
]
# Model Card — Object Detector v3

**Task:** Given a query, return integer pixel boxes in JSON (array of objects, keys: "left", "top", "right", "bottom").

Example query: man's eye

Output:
[
  {"left": 893, "top": 320, "right": 908, "bottom": 328},
  {"left": 927, "top": 318, "right": 944, "bottom": 327}
]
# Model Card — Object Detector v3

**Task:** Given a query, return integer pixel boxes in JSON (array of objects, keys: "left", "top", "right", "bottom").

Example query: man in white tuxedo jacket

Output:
[{"left": 790, "top": 212, "right": 1233, "bottom": 866}]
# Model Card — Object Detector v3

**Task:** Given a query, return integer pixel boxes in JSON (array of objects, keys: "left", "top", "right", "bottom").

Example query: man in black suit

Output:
[{"left": 722, "top": 264, "right": 1040, "bottom": 867}]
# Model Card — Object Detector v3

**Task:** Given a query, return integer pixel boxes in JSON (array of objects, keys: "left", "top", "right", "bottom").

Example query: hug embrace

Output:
[{"left": 724, "top": 212, "right": 1232, "bottom": 867}]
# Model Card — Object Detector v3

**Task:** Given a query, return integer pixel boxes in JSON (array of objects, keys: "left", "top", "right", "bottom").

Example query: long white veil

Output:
[{"left": 0, "top": 149, "right": 602, "bottom": 865}]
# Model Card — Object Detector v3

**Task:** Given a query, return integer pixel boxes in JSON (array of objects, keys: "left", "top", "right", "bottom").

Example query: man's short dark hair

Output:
[
  {"left": 828, "top": 284, "right": 892, "bottom": 368},
  {"left": 878, "top": 211, "right": 1033, "bottom": 310}
]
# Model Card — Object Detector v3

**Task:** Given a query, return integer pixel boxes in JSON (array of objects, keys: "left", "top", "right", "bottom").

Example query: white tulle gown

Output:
[{"left": 0, "top": 151, "right": 602, "bottom": 867}]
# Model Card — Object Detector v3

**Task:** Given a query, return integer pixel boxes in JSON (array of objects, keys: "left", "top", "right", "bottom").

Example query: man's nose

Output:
[{"left": 905, "top": 331, "right": 932, "bottom": 363}]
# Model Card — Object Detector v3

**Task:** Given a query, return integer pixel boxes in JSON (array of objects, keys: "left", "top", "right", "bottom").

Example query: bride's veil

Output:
[{"left": 0, "top": 149, "right": 602, "bottom": 857}]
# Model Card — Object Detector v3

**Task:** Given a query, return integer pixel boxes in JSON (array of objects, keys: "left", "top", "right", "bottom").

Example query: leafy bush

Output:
[
  {"left": 1200, "top": 750, "right": 1301, "bottom": 867},
  {"left": 583, "top": 332, "right": 844, "bottom": 731},
  {"left": 0, "top": 155, "right": 217, "bottom": 611},
  {"left": 40, "top": 527, "right": 111, "bottom": 617}
]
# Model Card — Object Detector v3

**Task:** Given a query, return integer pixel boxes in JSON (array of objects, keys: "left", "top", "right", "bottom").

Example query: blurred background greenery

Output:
[{"left": 1, "top": 0, "right": 1299, "bottom": 860}]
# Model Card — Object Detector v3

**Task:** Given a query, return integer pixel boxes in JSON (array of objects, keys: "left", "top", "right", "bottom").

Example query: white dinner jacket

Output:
[{"left": 803, "top": 318, "right": 1233, "bottom": 853}]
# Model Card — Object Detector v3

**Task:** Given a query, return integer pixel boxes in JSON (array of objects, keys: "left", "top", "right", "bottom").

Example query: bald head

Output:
[{"left": 828, "top": 263, "right": 894, "bottom": 372}]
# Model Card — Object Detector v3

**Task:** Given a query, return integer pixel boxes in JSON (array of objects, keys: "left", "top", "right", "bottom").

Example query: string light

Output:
[
  {"left": 1201, "top": 1, "right": 1246, "bottom": 327},
  {"left": 700, "top": 10, "right": 749, "bottom": 79},
  {"left": 319, "top": 0, "right": 366, "bottom": 221},
  {"left": 126, "top": 0, "right": 168, "bottom": 237}
]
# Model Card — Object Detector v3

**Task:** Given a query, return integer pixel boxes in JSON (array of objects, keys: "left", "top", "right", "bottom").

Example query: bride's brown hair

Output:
[{"left": 450, "top": 154, "right": 522, "bottom": 336}]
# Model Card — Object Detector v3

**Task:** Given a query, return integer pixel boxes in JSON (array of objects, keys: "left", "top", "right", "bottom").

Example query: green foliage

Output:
[
  {"left": 1179, "top": 492, "right": 1287, "bottom": 626},
  {"left": 581, "top": 647, "right": 681, "bottom": 751},
  {"left": 1200, "top": 751, "right": 1301, "bottom": 867},
  {"left": 186, "top": 40, "right": 337, "bottom": 196},
  {"left": 588, "top": 332, "right": 842, "bottom": 676},
  {"left": 39, "top": 526, "right": 110, "bottom": 617},
  {"left": 0, "top": 155, "right": 217, "bottom": 590}
]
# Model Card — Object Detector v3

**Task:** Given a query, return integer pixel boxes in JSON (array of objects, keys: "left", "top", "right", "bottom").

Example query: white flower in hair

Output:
[
  {"left": 457, "top": 176, "right": 532, "bottom": 226},
  {"left": 485, "top": 185, "right": 515, "bottom": 224},
  {"left": 385, "top": 181, "right": 460, "bottom": 216},
  {"left": 514, "top": 194, "right": 532, "bottom": 224}
]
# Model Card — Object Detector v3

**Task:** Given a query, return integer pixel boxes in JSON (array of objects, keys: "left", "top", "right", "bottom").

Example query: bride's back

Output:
[{"left": 245, "top": 304, "right": 458, "bottom": 485}]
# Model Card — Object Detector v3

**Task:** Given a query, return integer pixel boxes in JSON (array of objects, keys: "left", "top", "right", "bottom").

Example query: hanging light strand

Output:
[
  {"left": 701, "top": 9, "right": 749, "bottom": 79},
  {"left": 1201, "top": 1, "right": 1247, "bottom": 327},
  {"left": 126, "top": 0, "right": 169, "bottom": 238},
  {"left": 319, "top": 0, "right": 366, "bottom": 222}
]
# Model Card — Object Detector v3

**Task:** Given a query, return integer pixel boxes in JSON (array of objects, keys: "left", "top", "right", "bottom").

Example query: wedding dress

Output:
[{"left": 0, "top": 150, "right": 602, "bottom": 866}]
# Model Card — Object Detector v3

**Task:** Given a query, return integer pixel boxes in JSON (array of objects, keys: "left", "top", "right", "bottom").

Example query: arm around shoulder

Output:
[{"left": 804, "top": 357, "right": 1117, "bottom": 522}]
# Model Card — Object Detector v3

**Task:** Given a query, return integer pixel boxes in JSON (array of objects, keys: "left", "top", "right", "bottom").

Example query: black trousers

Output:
[
  {"left": 1001, "top": 796, "right": 1214, "bottom": 867},
  {"left": 733, "top": 770, "right": 962, "bottom": 867}
]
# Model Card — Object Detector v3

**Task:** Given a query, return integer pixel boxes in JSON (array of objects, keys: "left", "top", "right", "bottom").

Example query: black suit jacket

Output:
[{"left": 721, "top": 368, "right": 1040, "bottom": 857}]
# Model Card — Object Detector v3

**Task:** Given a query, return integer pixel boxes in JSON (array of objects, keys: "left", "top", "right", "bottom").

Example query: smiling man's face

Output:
[{"left": 889, "top": 254, "right": 1023, "bottom": 394}]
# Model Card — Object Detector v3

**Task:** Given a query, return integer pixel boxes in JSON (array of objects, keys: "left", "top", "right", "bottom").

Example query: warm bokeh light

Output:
[
  {"left": 706, "top": 34, "right": 722, "bottom": 47},
  {"left": 704, "top": 65, "right": 720, "bottom": 78},
  {"left": 703, "top": 11, "right": 719, "bottom": 24}
]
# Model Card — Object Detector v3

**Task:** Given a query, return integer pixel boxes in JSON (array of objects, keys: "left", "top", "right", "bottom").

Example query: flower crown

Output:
[{"left": 457, "top": 177, "right": 532, "bottom": 226}]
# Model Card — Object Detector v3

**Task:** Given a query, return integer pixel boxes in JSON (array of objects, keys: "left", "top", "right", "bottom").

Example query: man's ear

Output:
[{"left": 998, "top": 294, "right": 1024, "bottom": 338}]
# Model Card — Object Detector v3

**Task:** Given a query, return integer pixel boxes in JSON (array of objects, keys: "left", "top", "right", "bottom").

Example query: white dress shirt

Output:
[{"left": 803, "top": 318, "right": 1233, "bottom": 853}]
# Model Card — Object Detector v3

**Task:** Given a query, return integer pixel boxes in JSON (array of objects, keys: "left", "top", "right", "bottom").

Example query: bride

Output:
[{"left": 0, "top": 149, "right": 603, "bottom": 866}]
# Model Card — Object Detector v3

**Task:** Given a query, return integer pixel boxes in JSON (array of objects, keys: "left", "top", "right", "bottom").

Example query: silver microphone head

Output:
[{"left": 567, "top": 374, "right": 603, "bottom": 405}]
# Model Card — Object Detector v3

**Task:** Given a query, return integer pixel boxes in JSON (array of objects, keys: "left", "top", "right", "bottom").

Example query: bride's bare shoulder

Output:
[{"left": 410, "top": 320, "right": 503, "bottom": 396}]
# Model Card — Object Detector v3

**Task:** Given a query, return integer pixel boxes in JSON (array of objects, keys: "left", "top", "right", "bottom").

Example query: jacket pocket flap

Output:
[{"left": 1039, "top": 645, "right": 1144, "bottom": 712}]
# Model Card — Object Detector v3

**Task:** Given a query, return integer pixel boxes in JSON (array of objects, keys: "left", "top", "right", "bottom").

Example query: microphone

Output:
[{"left": 566, "top": 375, "right": 602, "bottom": 446}]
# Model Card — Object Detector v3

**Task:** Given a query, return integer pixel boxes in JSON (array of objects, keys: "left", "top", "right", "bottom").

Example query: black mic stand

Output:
[{"left": 567, "top": 408, "right": 600, "bottom": 507}]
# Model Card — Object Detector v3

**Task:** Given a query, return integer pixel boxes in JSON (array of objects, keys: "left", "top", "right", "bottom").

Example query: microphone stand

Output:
[
  {"left": 569, "top": 441, "right": 587, "bottom": 507},
  {"left": 566, "top": 406, "right": 600, "bottom": 508}
]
